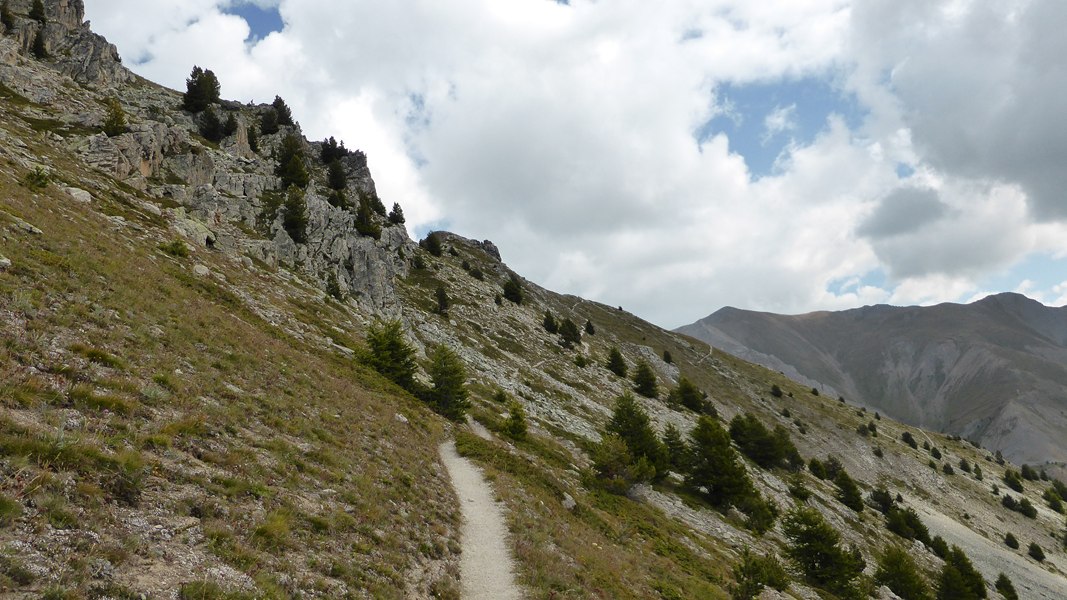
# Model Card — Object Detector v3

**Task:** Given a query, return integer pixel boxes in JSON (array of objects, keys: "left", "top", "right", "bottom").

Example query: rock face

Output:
[
  {"left": 678, "top": 293, "right": 1067, "bottom": 465},
  {"left": 1, "top": 0, "right": 130, "bottom": 85}
]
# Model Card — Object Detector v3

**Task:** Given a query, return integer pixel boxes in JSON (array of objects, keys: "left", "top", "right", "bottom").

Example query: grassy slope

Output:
[{"left": 0, "top": 94, "right": 459, "bottom": 598}]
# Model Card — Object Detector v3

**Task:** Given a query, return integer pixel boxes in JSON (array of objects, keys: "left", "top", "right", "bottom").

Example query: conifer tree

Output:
[
  {"left": 1028, "top": 542, "right": 1045, "bottom": 561},
  {"left": 730, "top": 551, "right": 789, "bottom": 600},
  {"left": 783, "top": 507, "right": 865, "bottom": 597},
  {"left": 607, "top": 393, "right": 668, "bottom": 479},
  {"left": 687, "top": 416, "right": 754, "bottom": 506},
  {"left": 281, "top": 186, "right": 307, "bottom": 243},
  {"left": 936, "top": 565, "right": 975, "bottom": 600},
  {"left": 592, "top": 434, "right": 653, "bottom": 494},
  {"left": 388, "top": 202, "right": 405, "bottom": 225},
  {"left": 260, "top": 108, "right": 279, "bottom": 135},
  {"left": 275, "top": 133, "right": 309, "bottom": 189},
  {"left": 668, "top": 377, "right": 704, "bottom": 412},
  {"left": 942, "top": 546, "right": 986, "bottom": 599},
  {"left": 994, "top": 573, "right": 1018, "bottom": 600},
  {"left": 421, "top": 232, "right": 443, "bottom": 256},
  {"left": 199, "top": 108, "right": 225, "bottom": 142},
  {"left": 834, "top": 470, "right": 864, "bottom": 512},
  {"left": 272, "top": 95, "right": 294, "bottom": 126},
  {"left": 875, "top": 546, "right": 931, "bottom": 600},
  {"left": 320, "top": 136, "right": 348, "bottom": 163},
  {"left": 247, "top": 125, "right": 259, "bottom": 153},
  {"left": 354, "top": 193, "right": 381, "bottom": 239},
  {"left": 223, "top": 113, "right": 239, "bottom": 137},
  {"left": 425, "top": 345, "right": 469, "bottom": 421},
  {"left": 502, "top": 274, "right": 523, "bottom": 304},
  {"left": 558, "top": 318, "right": 581, "bottom": 348},
  {"left": 363, "top": 319, "right": 416, "bottom": 391},
  {"left": 662, "top": 423, "right": 689, "bottom": 472},
  {"left": 182, "top": 66, "right": 220, "bottom": 113},
  {"left": 327, "top": 159, "right": 346, "bottom": 190},
  {"left": 31, "top": 27, "right": 47, "bottom": 59},
  {"left": 102, "top": 98, "right": 127, "bottom": 137},
  {"left": 29, "top": 0, "right": 45, "bottom": 23},
  {"left": 434, "top": 285, "right": 449, "bottom": 314},
  {"left": 503, "top": 403, "right": 528, "bottom": 440},
  {"left": 632, "top": 360, "right": 658, "bottom": 398},
  {"left": 606, "top": 346, "right": 627, "bottom": 377},
  {"left": 584, "top": 319, "right": 595, "bottom": 335},
  {"left": 662, "top": 350, "right": 673, "bottom": 364},
  {"left": 542, "top": 311, "right": 559, "bottom": 334}
]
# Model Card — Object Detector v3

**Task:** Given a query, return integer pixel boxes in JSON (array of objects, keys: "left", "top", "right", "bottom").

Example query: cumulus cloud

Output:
[{"left": 83, "top": 0, "right": 1067, "bottom": 326}]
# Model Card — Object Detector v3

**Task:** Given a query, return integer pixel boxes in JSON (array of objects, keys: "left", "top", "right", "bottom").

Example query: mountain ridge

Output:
[{"left": 678, "top": 292, "right": 1067, "bottom": 467}]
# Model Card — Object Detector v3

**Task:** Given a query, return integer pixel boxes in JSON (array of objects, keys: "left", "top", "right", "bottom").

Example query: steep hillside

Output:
[
  {"left": 678, "top": 295, "right": 1067, "bottom": 467},
  {"left": 1, "top": 2, "right": 1066, "bottom": 599}
]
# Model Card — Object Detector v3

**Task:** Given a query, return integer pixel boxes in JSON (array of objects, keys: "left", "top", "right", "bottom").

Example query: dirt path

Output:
[{"left": 439, "top": 439, "right": 523, "bottom": 599}]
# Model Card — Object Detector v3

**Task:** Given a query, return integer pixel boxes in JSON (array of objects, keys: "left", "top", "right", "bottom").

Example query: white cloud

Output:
[{"left": 84, "top": 0, "right": 1067, "bottom": 327}]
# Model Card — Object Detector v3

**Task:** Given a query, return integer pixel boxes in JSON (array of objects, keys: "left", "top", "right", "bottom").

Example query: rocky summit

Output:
[{"left": 0, "top": 2, "right": 1065, "bottom": 599}]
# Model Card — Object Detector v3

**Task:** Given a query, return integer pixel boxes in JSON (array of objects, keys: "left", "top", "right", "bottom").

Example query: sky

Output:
[{"left": 85, "top": 0, "right": 1067, "bottom": 328}]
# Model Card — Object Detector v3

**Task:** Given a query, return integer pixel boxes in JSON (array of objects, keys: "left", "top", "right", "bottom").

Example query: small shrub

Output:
[
  {"left": 770, "top": 384, "right": 783, "bottom": 398},
  {"left": 901, "top": 431, "right": 918, "bottom": 449},
  {"left": 1003, "top": 469, "right": 1024, "bottom": 492},
  {"left": 503, "top": 403, "right": 527, "bottom": 440},
  {"left": 0, "top": 494, "right": 22, "bottom": 527},
  {"left": 995, "top": 573, "right": 1018, "bottom": 600},
  {"left": 1028, "top": 542, "right": 1044, "bottom": 561},
  {"left": 1004, "top": 532, "right": 1019, "bottom": 549},
  {"left": 23, "top": 166, "right": 50, "bottom": 190},
  {"left": 730, "top": 550, "right": 789, "bottom": 600},
  {"left": 501, "top": 274, "right": 523, "bottom": 304},
  {"left": 160, "top": 239, "right": 190, "bottom": 258}
]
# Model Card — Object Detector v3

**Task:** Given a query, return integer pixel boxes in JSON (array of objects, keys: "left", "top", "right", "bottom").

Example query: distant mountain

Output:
[{"left": 678, "top": 293, "right": 1067, "bottom": 465}]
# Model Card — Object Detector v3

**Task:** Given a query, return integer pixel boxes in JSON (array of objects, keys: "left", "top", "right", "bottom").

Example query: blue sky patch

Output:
[
  {"left": 977, "top": 254, "right": 1067, "bottom": 303},
  {"left": 223, "top": 2, "right": 284, "bottom": 40},
  {"left": 696, "top": 77, "right": 865, "bottom": 178}
]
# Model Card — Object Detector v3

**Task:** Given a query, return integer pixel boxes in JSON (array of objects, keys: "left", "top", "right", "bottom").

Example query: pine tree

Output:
[
  {"left": 354, "top": 193, "right": 381, "bottom": 239},
  {"left": 542, "top": 311, "right": 559, "bottom": 334},
  {"left": 994, "top": 573, "right": 1018, "bottom": 600},
  {"left": 320, "top": 136, "right": 348, "bottom": 163},
  {"left": 632, "top": 360, "right": 658, "bottom": 398},
  {"left": 662, "top": 350, "right": 673, "bottom": 364},
  {"left": 834, "top": 470, "right": 864, "bottom": 512},
  {"left": 592, "top": 433, "right": 653, "bottom": 494},
  {"left": 281, "top": 186, "right": 307, "bottom": 243},
  {"left": 1, "top": 1, "right": 14, "bottom": 30},
  {"left": 102, "top": 98, "right": 127, "bottom": 137},
  {"left": 260, "top": 108, "right": 279, "bottom": 135},
  {"left": 327, "top": 159, "right": 346, "bottom": 190},
  {"left": 607, "top": 393, "right": 668, "bottom": 479},
  {"left": 435, "top": 285, "right": 449, "bottom": 314},
  {"left": 272, "top": 95, "right": 294, "bottom": 126},
  {"left": 687, "top": 416, "right": 754, "bottom": 506},
  {"left": 421, "top": 232, "right": 443, "bottom": 256},
  {"left": 1028, "top": 542, "right": 1045, "bottom": 561},
  {"left": 936, "top": 565, "right": 976, "bottom": 600},
  {"left": 1004, "top": 532, "right": 1019, "bottom": 549},
  {"left": 875, "top": 546, "right": 931, "bottom": 600},
  {"left": 730, "top": 550, "right": 789, "bottom": 600},
  {"left": 945, "top": 546, "right": 986, "bottom": 598},
  {"left": 387, "top": 203, "right": 405, "bottom": 225},
  {"left": 223, "top": 113, "right": 238, "bottom": 137},
  {"left": 584, "top": 319, "right": 595, "bottom": 335},
  {"left": 662, "top": 423, "right": 689, "bottom": 472},
  {"left": 606, "top": 347, "right": 627, "bottom": 377},
  {"left": 182, "top": 66, "right": 220, "bottom": 113},
  {"left": 503, "top": 403, "right": 527, "bottom": 440},
  {"left": 247, "top": 125, "right": 259, "bottom": 152},
  {"left": 31, "top": 27, "right": 47, "bottom": 59},
  {"left": 783, "top": 507, "right": 865, "bottom": 597},
  {"left": 29, "top": 0, "right": 45, "bottom": 23},
  {"left": 363, "top": 319, "right": 416, "bottom": 391},
  {"left": 275, "top": 133, "right": 308, "bottom": 189},
  {"left": 558, "top": 318, "right": 581, "bottom": 348},
  {"left": 502, "top": 274, "right": 523, "bottom": 304},
  {"left": 425, "top": 345, "right": 469, "bottom": 421},
  {"left": 199, "top": 108, "right": 225, "bottom": 142},
  {"left": 668, "top": 377, "right": 705, "bottom": 412}
]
